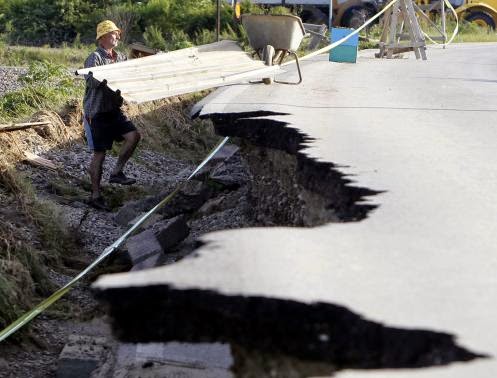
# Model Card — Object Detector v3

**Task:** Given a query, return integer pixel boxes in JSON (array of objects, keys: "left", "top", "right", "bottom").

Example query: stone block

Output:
[
  {"left": 57, "top": 335, "right": 107, "bottom": 378},
  {"left": 195, "top": 144, "right": 240, "bottom": 179},
  {"left": 125, "top": 229, "right": 162, "bottom": 267},
  {"left": 115, "top": 196, "right": 163, "bottom": 227},
  {"left": 113, "top": 342, "right": 234, "bottom": 378},
  {"left": 114, "top": 204, "right": 140, "bottom": 227},
  {"left": 130, "top": 253, "right": 162, "bottom": 272},
  {"left": 160, "top": 181, "right": 212, "bottom": 218},
  {"left": 126, "top": 213, "right": 163, "bottom": 229},
  {"left": 209, "top": 154, "right": 248, "bottom": 189},
  {"left": 197, "top": 196, "right": 225, "bottom": 216},
  {"left": 153, "top": 216, "right": 190, "bottom": 252}
]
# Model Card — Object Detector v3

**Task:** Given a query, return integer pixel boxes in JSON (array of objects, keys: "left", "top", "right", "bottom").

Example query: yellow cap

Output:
[{"left": 96, "top": 20, "right": 121, "bottom": 40}]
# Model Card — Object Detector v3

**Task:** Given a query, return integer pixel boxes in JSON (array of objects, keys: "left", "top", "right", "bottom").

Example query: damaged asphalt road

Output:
[{"left": 93, "top": 43, "right": 497, "bottom": 377}]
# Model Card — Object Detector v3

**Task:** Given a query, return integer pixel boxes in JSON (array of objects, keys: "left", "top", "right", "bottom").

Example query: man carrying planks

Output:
[{"left": 83, "top": 20, "right": 141, "bottom": 211}]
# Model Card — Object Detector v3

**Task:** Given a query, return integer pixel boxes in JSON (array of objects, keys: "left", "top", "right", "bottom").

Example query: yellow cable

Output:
[{"left": 0, "top": 136, "right": 230, "bottom": 343}]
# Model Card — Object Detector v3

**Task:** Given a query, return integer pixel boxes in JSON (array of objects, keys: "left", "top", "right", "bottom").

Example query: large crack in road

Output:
[{"left": 93, "top": 111, "right": 486, "bottom": 377}]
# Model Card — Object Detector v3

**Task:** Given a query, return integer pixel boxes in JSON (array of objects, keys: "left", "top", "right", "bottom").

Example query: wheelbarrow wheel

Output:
[{"left": 262, "top": 44, "right": 275, "bottom": 85}]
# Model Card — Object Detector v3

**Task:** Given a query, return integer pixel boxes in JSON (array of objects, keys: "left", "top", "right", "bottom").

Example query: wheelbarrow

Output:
[{"left": 241, "top": 14, "right": 306, "bottom": 85}]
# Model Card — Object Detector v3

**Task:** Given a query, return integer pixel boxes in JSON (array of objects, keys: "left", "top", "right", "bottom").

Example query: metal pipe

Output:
[
  {"left": 217, "top": 0, "right": 221, "bottom": 42},
  {"left": 441, "top": 0, "right": 446, "bottom": 49},
  {"left": 329, "top": 0, "right": 333, "bottom": 30}
]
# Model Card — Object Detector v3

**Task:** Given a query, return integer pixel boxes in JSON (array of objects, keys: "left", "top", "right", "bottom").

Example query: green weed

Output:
[
  {"left": 453, "top": 20, "right": 497, "bottom": 42},
  {"left": 0, "top": 60, "right": 83, "bottom": 122},
  {"left": 47, "top": 178, "right": 84, "bottom": 200},
  {"left": 0, "top": 44, "right": 93, "bottom": 67},
  {"left": 101, "top": 185, "right": 149, "bottom": 210},
  {"left": 0, "top": 167, "right": 80, "bottom": 331},
  {"left": 132, "top": 94, "right": 218, "bottom": 163}
]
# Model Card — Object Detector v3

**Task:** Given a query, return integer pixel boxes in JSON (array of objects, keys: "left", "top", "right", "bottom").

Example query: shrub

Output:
[
  {"left": 166, "top": 30, "right": 193, "bottom": 51},
  {"left": 102, "top": 3, "right": 138, "bottom": 44},
  {"left": 143, "top": 25, "right": 167, "bottom": 51},
  {"left": 0, "top": 0, "right": 7, "bottom": 34},
  {"left": 2, "top": 0, "right": 249, "bottom": 47}
]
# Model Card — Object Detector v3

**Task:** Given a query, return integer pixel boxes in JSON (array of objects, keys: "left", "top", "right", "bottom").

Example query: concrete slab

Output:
[
  {"left": 94, "top": 44, "right": 497, "bottom": 377},
  {"left": 153, "top": 216, "right": 190, "bottom": 252},
  {"left": 113, "top": 342, "right": 233, "bottom": 378},
  {"left": 57, "top": 335, "right": 108, "bottom": 378},
  {"left": 125, "top": 228, "right": 163, "bottom": 271}
]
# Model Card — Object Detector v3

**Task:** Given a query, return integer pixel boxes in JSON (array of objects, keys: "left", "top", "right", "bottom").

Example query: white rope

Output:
[{"left": 421, "top": 0, "right": 459, "bottom": 45}]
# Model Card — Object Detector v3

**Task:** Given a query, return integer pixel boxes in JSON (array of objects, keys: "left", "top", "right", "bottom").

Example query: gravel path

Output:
[
  {"left": 0, "top": 66, "right": 27, "bottom": 96},
  {"left": 0, "top": 139, "right": 198, "bottom": 377}
]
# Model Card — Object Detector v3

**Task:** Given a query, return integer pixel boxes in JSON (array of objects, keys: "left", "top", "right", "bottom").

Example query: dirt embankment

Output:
[{"left": 0, "top": 95, "right": 249, "bottom": 377}]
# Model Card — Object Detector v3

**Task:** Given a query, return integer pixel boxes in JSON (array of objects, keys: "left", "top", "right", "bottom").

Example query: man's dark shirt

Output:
[{"left": 83, "top": 47, "right": 127, "bottom": 120}]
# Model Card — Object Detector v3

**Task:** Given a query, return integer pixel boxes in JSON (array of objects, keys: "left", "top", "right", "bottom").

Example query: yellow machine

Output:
[
  {"left": 418, "top": 0, "right": 497, "bottom": 29},
  {"left": 456, "top": 0, "right": 497, "bottom": 28}
]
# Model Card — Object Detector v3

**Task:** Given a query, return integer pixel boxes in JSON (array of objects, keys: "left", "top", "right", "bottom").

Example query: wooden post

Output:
[
  {"left": 0, "top": 121, "right": 51, "bottom": 133},
  {"left": 377, "top": 0, "right": 427, "bottom": 60}
]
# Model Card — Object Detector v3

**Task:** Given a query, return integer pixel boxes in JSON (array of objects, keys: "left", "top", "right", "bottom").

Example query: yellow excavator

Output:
[{"left": 243, "top": 0, "right": 497, "bottom": 29}]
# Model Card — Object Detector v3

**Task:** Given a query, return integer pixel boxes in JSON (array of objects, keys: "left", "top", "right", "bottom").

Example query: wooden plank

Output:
[
  {"left": 0, "top": 121, "right": 51, "bottom": 133},
  {"left": 23, "top": 151, "right": 58, "bottom": 170},
  {"left": 95, "top": 56, "right": 261, "bottom": 83},
  {"left": 126, "top": 65, "right": 283, "bottom": 103},
  {"left": 107, "top": 62, "right": 267, "bottom": 92},
  {"left": 76, "top": 40, "right": 244, "bottom": 76},
  {"left": 75, "top": 38, "right": 288, "bottom": 103},
  {"left": 91, "top": 51, "right": 252, "bottom": 78}
]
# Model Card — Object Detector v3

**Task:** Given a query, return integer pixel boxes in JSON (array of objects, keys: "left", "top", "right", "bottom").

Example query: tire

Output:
[
  {"left": 464, "top": 11, "right": 496, "bottom": 29},
  {"left": 342, "top": 6, "right": 371, "bottom": 29},
  {"left": 301, "top": 6, "right": 328, "bottom": 24}
]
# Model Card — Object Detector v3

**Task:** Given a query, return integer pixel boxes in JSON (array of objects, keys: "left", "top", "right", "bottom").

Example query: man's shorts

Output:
[{"left": 83, "top": 110, "right": 137, "bottom": 152}]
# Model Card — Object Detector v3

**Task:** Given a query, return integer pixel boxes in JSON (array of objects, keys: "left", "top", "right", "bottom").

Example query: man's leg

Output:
[
  {"left": 111, "top": 130, "right": 141, "bottom": 176},
  {"left": 89, "top": 151, "right": 106, "bottom": 199}
]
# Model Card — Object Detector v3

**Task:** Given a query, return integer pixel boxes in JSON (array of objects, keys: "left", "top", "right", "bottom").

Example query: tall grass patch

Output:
[
  {"left": 0, "top": 163, "right": 82, "bottom": 334},
  {"left": 127, "top": 92, "right": 218, "bottom": 163},
  {"left": 0, "top": 43, "right": 93, "bottom": 67},
  {"left": 0, "top": 106, "right": 83, "bottom": 334},
  {"left": 0, "top": 60, "right": 83, "bottom": 123}
]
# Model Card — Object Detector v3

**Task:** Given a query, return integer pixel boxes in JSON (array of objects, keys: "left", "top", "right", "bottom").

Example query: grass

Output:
[
  {"left": 101, "top": 184, "right": 149, "bottom": 210},
  {"left": 0, "top": 42, "right": 94, "bottom": 67},
  {"left": 129, "top": 92, "right": 219, "bottom": 163},
  {"left": 47, "top": 177, "right": 87, "bottom": 200},
  {"left": 0, "top": 165, "right": 84, "bottom": 333},
  {"left": 0, "top": 60, "right": 84, "bottom": 123},
  {"left": 359, "top": 18, "right": 497, "bottom": 50},
  {"left": 0, "top": 105, "right": 83, "bottom": 335},
  {"left": 452, "top": 21, "right": 497, "bottom": 43},
  {"left": 0, "top": 256, "right": 34, "bottom": 331},
  {"left": 1, "top": 166, "right": 80, "bottom": 263}
]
